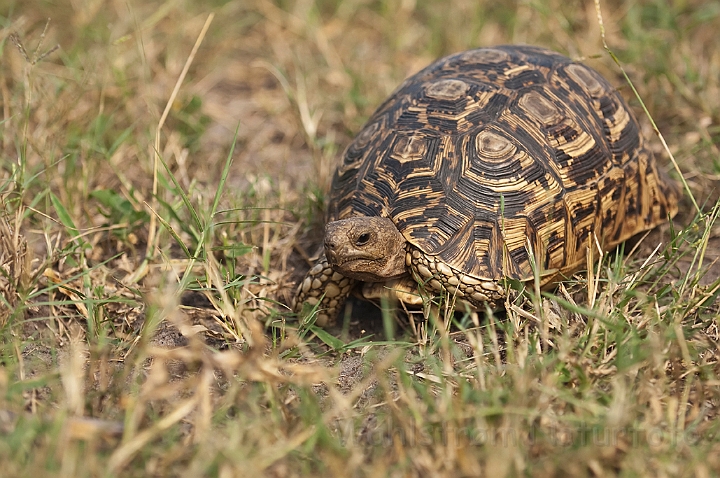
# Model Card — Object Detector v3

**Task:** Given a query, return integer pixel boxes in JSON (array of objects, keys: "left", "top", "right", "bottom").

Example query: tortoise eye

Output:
[{"left": 356, "top": 233, "right": 371, "bottom": 246}]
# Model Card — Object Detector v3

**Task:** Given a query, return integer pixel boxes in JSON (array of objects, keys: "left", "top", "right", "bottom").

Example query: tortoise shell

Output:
[{"left": 327, "top": 45, "right": 679, "bottom": 286}]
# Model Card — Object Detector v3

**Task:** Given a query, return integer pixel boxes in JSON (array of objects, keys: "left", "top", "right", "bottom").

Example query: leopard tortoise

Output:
[{"left": 294, "top": 45, "right": 680, "bottom": 326}]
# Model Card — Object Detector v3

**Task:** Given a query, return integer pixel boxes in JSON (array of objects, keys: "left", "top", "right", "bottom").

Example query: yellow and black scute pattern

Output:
[{"left": 327, "top": 45, "right": 680, "bottom": 287}]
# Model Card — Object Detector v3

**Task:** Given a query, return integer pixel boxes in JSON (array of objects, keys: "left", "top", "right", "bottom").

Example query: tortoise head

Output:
[{"left": 324, "top": 217, "right": 407, "bottom": 282}]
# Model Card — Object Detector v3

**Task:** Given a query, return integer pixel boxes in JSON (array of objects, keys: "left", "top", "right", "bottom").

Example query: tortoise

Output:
[{"left": 294, "top": 45, "right": 680, "bottom": 327}]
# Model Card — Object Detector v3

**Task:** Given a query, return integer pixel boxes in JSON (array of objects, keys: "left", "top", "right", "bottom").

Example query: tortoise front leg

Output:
[{"left": 293, "top": 253, "right": 355, "bottom": 327}]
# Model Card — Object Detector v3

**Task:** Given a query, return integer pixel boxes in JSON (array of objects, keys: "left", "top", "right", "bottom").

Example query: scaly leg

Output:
[{"left": 293, "top": 253, "right": 355, "bottom": 327}]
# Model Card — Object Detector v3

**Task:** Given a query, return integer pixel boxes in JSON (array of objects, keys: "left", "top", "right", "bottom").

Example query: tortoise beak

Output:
[{"left": 325, "top": 243, "right": 339, "bottom": 265}]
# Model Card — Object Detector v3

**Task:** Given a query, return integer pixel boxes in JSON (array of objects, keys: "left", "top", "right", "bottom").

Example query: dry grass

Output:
[{"left": 1, "top": 0, "right": 719, "bottom": 476}]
